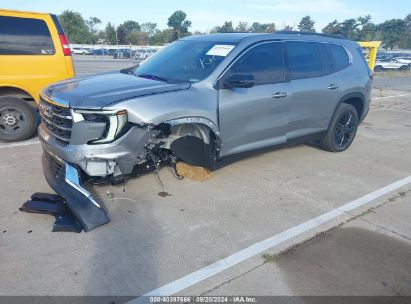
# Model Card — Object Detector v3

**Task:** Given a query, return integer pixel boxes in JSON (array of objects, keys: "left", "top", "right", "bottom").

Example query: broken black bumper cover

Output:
[
  {"left": 42, "top": 152, "right": 110, "bottom": 232},
  {"left": 20, "top": 193, "right": 83, "bottom": 233}
]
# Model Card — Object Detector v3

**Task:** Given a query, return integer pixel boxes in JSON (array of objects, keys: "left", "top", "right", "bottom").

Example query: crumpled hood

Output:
[{"left": 42, "top": 71, "right": 191, "bottom": 110}]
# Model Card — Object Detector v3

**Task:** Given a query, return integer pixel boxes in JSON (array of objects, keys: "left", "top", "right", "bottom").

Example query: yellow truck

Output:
[{"left": 0, "top": 9, "right": 75, "bottom": 141}]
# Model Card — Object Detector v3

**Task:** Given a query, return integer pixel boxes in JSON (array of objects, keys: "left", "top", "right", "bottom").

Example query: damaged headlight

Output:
[{"left": 75, "top": 109, "right": 128, "bottom": 144}]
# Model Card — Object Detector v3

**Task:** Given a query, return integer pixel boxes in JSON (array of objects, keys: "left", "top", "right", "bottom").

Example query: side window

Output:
[
  {"left": 227, "top": 42, "right": 284, "bottom": 85},
  {"left": 0, "top": 15, "right": 55, "bottom": 55},
  {"left": 356, "top": 47, "right": 370, "bottom": 71},
  {"left": 328, "top": 44, "right": 350, "bottom": 71},
  {"left": 286, "top": 41, "right": 322, "bottom": 79},
  {"left": 319, "top": 44, "right": 333, "bottom": 75}
]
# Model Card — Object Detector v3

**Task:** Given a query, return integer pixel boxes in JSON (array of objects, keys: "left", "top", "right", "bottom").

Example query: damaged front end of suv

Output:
[
  {"left": 38, "top": 89, "right": 221, "bottom": 230},
  {"left": 38, "top": 39, "right": 228, "bottom": 230}
]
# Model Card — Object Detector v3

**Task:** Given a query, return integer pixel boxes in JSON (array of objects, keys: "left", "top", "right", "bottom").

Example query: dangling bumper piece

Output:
[{"left": 42, "top": 152, "right": 110, "bottom": 232}]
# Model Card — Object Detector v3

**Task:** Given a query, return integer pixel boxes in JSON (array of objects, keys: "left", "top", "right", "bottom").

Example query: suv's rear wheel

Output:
[
  {"left": 0, "top": 97, "right": 37, "bottom": 142},
  {"left": 320, "top": 103, "right": 359, "bottom": 152}
]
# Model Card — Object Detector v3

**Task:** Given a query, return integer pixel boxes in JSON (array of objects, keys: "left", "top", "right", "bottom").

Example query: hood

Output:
[{"left": 42, "top": 71, "right": 191, "bottom": 110}]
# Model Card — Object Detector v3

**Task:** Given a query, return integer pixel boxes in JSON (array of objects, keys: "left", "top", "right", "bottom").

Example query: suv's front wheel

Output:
[{"left": 320, "top": 103, "right": 359, "bottom": 152}]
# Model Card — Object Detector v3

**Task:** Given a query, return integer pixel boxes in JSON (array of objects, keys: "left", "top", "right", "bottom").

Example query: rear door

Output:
[
  {"left": 0, "top": 13, "right": 72, "bottom": 101},
  {"left": 218, "top": 41, "right": 290, "bottom": 156},
  {"left": 285, "top": 41, "right": 342, "bottom": 139}
]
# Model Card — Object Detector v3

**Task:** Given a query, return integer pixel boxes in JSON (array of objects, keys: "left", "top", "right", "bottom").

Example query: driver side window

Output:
[{"left": 227, "top": 42, "right": 285, "bottom": 85}]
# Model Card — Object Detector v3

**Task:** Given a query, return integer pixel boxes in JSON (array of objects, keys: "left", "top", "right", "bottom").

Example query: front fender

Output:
[{"left": 163, "top": 116, "right": 222, "bottom": 145}]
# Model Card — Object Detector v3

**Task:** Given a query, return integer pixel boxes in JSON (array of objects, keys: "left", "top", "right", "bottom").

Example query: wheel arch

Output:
[
  {"left": 0, "top": 86, "right": 36, "bottom": 106},
  {"left": 161, "top": 117, "right": 221, "bottom": 144},
  {"left": 329, "top": 92, "right": 365, "bottom": 128},
  {"left": 157, "top": 117, "right": 222, "bottom": 170},
  {"left": 340, "top": 93, "right": 365, "bottom": 118}
]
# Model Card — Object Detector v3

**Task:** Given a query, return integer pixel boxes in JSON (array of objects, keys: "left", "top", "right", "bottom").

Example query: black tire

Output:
[
  {"left": 374, "top": 65, "right": 384, "bottom": 72},
  {"left": 320, "top": 103, "right": 359, "bottom": 152},
  {"left": 399, "top": 65, "right": 409, "bottom": 71},
  {"left": 0, "top": 97, "right": 37, "bottom": 142}
]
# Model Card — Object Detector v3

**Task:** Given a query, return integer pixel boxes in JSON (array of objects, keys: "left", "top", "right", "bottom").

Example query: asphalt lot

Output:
[
  {"left": 73, "top": 54, "right": 139, "bottom": 76},
  {"left": 1, "top": 58, "right": 411, "bottom": 299}
]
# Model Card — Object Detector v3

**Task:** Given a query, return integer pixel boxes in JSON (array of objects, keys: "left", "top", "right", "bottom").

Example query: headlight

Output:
[{"left": 74, "top": 109, "right": 128, "bottom": 144}]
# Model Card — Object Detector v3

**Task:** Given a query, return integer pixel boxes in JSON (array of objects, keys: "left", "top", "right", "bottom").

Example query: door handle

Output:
[
  {"left": 327, "top": 84, "right": 339, "bottom": 90},
  {"left": 272, "top": 92, "right": 287, "bottom": 99}
]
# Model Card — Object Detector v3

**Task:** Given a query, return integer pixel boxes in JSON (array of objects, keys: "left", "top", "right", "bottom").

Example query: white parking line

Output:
[
  {"left": 0, "top": 140, "right": 40, "bottom": 150},
  {"left": 130, "top": 175, "right": 411, "bottom": 300},
  {"left": 373, "top": 94, "right": 411, "bottom": 100}
]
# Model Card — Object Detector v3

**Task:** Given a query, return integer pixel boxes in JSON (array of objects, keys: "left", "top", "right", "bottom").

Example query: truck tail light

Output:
[{"left": 59, "top": 34, "right": 71, "bottom": 56}]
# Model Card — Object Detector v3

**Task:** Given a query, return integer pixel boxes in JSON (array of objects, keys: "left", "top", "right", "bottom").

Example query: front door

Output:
[{"left": 218, "top": 41, "right": 289, "bottom": 156}]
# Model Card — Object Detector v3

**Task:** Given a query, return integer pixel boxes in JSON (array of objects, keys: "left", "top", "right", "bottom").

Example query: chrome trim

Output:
[
  {"left": 51, "top": 112, "right": 72, "bottom": 119},
  {"left": 71, "top": 110, "right": 84, "bottom": 123},
  {"left": 39, "top": 98, "right": 73, "bottom": 143},
  {"left": 40, "top": 125, "right": 70, "bottom": 143},
  {"left": 39, "top": 112, "right": 72, "bottom": 131},
  {"left": 65, "top": 163, "right": 101, "bottom": 208}
]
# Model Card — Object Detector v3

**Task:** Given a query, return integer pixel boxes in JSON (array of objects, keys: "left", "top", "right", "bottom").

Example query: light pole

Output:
[{"left": 115, "top": 30, "right": 119, "bottom": 50}]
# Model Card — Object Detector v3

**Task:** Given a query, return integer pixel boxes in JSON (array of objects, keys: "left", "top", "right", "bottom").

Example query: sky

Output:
[{"left": 1, "top": 0, "right": 410, "bottom": 32}]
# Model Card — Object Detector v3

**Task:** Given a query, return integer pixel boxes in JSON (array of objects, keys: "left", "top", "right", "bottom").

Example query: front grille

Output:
[
  {"left": 39, "top": 97, "right": 72, "bottom": 145},
  {"left": 43, "top": 152, "right": 65, "bottom": 181}
]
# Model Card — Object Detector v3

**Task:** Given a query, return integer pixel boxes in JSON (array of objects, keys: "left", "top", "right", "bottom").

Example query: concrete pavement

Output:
[{"left": 192, "top": 192, "right": 411, "bottom": 296}]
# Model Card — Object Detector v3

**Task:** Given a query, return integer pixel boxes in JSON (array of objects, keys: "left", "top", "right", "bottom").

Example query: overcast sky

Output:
[{"left": 2, "top": 0, "right": 410, "bottom": 32}]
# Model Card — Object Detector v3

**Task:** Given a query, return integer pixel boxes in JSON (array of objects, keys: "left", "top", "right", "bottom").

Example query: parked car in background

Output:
[
  {"left": 72, "top": 47, "right": 92, "bottom": 55},
  {"left": 92, "top": 48, "right": 112, "bottom": 56},
  {"left": 374, "top": 59, "right": 410, "bottom": 72},
  {"left": 133, "top": 48, "right": 157, "bottom": 60},
  {"left": 113, "top": 49, "right": 133, "bottom": 59},
  {"left": 0, "top": 9, "right": 75, "bottom": 141},
  {"left": 395, "top": 57, "right": 411, "bottom": 66}
]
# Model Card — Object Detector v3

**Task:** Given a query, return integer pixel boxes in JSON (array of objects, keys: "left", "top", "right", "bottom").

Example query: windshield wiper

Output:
[{"left": 137, "top": 73, "right": 168, "bottom": 83}]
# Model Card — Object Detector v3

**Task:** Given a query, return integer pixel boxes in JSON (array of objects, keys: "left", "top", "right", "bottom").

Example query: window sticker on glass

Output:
[{"left": 206, "top": 45, "right": 235, "bottom": 57}]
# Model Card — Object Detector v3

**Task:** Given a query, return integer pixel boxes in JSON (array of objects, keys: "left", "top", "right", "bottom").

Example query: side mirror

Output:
[{"left": 222, "top": 73, "right": 255, "bottom": 89}]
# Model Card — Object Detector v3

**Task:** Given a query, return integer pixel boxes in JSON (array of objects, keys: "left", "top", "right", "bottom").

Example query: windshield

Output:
[{"left": 133, "top": 40, "right": 237, "bottom": 83}]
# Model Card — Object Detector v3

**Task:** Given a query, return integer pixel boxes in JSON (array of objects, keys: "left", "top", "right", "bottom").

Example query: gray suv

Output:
[{"left": 38, "top": 32, "right": 372, "bottom": 230}]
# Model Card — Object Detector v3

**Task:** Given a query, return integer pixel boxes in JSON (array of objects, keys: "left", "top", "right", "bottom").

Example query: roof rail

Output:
[{"left": 274, "top": 31, "right": 346, "bottom": 40}]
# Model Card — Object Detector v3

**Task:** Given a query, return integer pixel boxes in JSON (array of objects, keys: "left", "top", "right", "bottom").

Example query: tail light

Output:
[{"left": 59, "top": 34, "right": 71, "bottom": 56}]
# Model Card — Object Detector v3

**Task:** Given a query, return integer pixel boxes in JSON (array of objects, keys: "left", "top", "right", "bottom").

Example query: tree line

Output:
[{"left": 59, "top": 10, "right": 411, "bottom": 49}]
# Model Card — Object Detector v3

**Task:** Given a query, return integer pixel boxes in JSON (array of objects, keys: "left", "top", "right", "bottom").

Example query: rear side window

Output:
[
  {"left": 286, "top": 41, "right": 322, "bottom": 79},
  {"left": 228, "top": 42, "right": 284, "bottom": 85},
  {"left": 328, "top": 44, "right": 349, "bottom": 71},
  {"left": 319, "top": 43, "right": 333, "bottom": 75},
  {"left": 356, "top": 47, "right": 370, "bottom": 71},
  {"left": 0, "top": 15, "right": 55, "bottom": 55}
]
